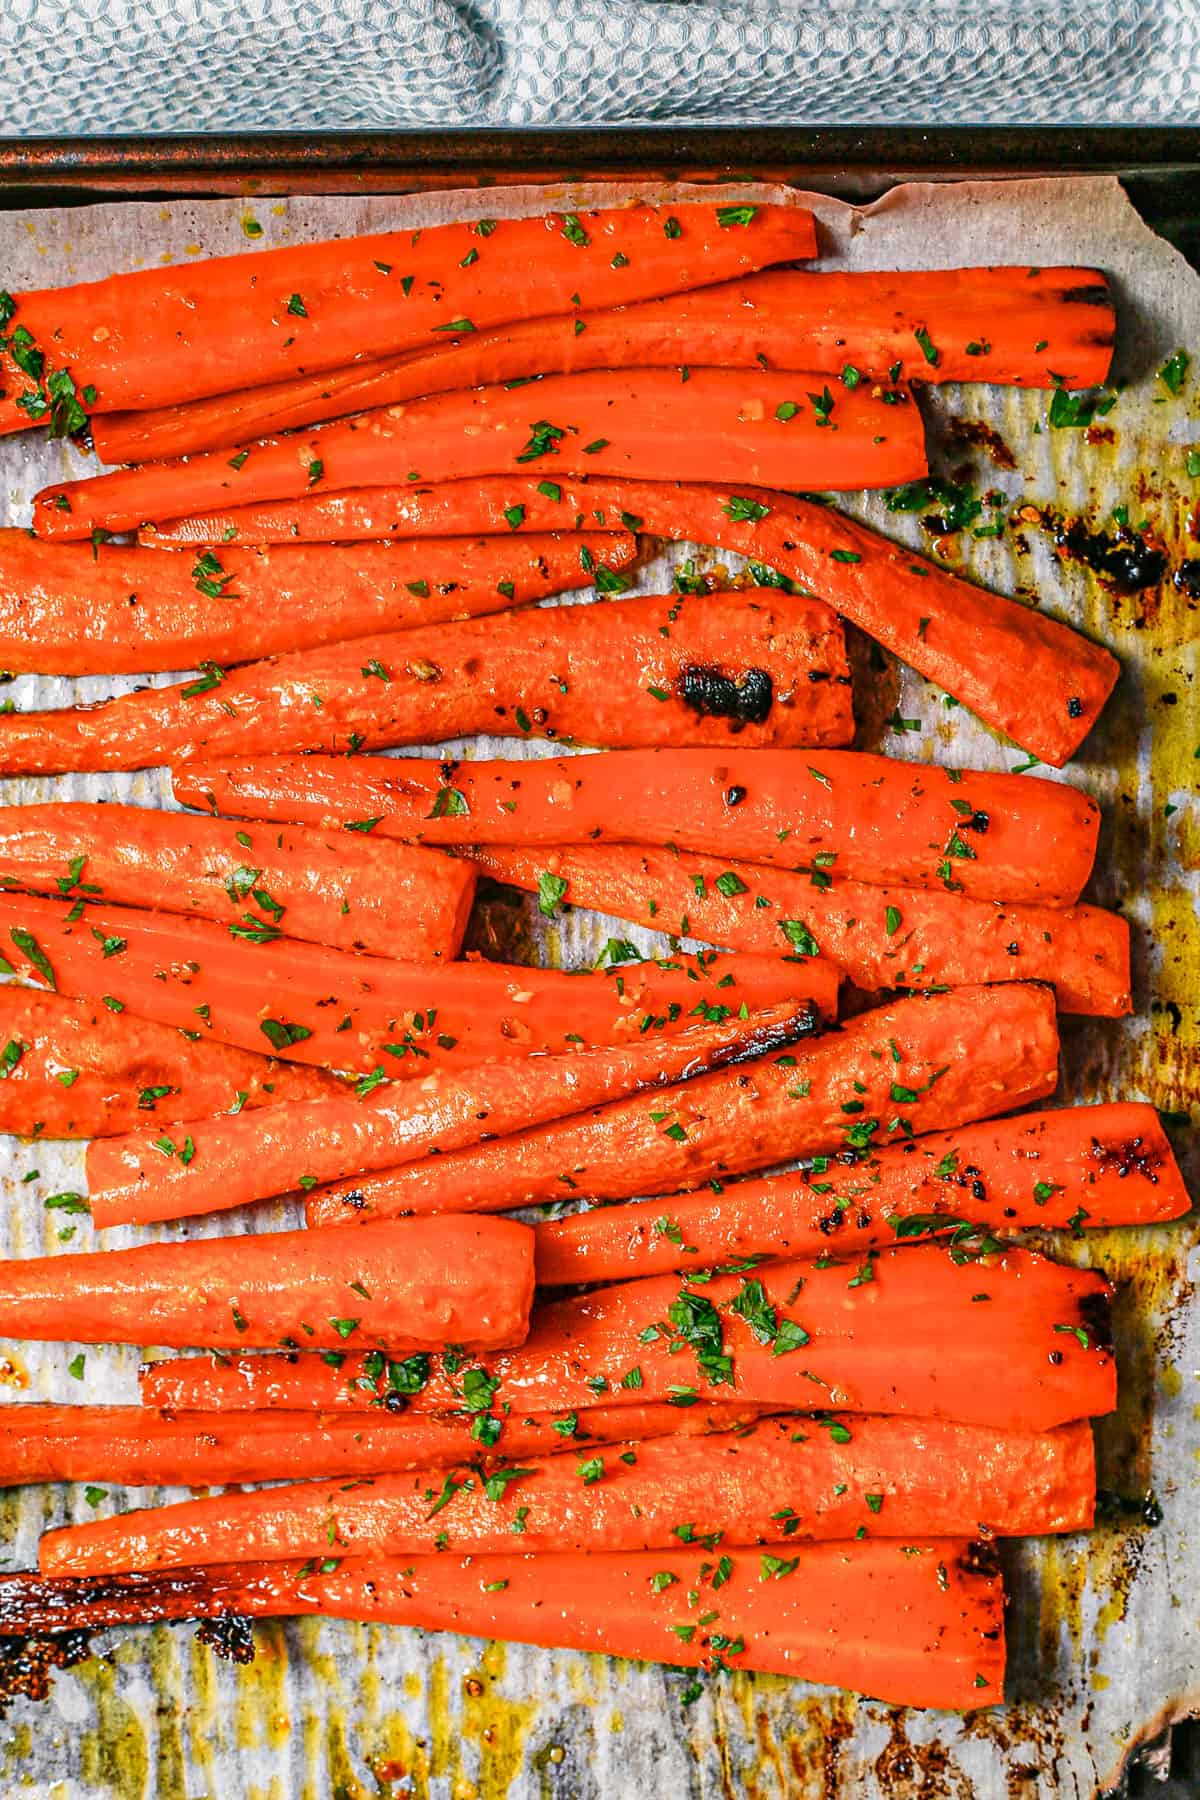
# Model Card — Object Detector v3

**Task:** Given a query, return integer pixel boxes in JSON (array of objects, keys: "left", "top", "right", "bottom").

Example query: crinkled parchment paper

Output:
[{"left": 0, "top": 174, "right": 1196, "bottom": 1800}]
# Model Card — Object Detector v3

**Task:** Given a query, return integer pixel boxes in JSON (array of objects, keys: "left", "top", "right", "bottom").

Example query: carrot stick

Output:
[
  {"left": 0, "top": 1537, "right": 1007, "bottom": 1711},
  {"left": 34, "top": 371, "right": 926, "bottom": 541},
  {"left": 0, "top": 528, "right": 637, "bottom": 675},
  {"left": 86, "top": 1000, "right": 818, "bottom": 1230},
  {"left": 94, "top": 266, "right": 1115, "bottom": 463},
  {"left": 142, "top": 477, "right": 1115, "bottom": 765},
  {"left": 472, "top": 842, "right": 1132, "bottom": 1016},
  {"left": 0, "top": 890, "right": 831, "bottom": 1079},
  {"left": 0, "top": 1398, "right": 754, "bottom": 1487},
  {"left": 0, "top": 986, "right": 335, "bottom": 1140},
  {"left": 174, "top": 746, "right": 1100, "bottom": 907},
  {"left": 303, "top": 982, "right": 1060, "bottom": 1228},
  {"left": 0, "top": 1217, "right": 532, "bottom": 1353},
  {"left": 0, "top": 589, "right": 852, "bottom": 776},
  {"left": 0, "top": 201, "right": 817, "bottom": 430},
  {"left": 0, "top": 803, "right": 476, "bottom": 964},
  {"left": 534, "top": 1101, "right": 1191, "bottom": 1287},
  {"left": 36, "top": 1412, "right": 1095, "bottom": 1580}
]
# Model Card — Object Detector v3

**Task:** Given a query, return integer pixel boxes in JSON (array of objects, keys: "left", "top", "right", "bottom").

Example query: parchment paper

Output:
[{"left": 0, "top": 175, "right": 1196, "bottom": 1800}]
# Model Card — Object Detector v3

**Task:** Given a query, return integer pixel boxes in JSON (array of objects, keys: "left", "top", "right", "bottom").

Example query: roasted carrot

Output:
[
  {"left": 36, "top": 1412, "right": 1094, "bottom": 1579},
  {"left": 86, "top": 1000, "right": 817, "bottom": 1230},
  {"left": 0, "top": 1217, "right": 532, "bottom": 1353},
  {"left": 95, "top": 266, "right": 1115, "bottom": 463},
  {"left": 0, "top": 891, "right": 829, "bottom": 1080},
  {"left": 35, "top": 371, "right": 925, "bottom": 542},
  {"left": 0, "top": 201, "right": 816, "bottom": 430},
  {"left": 142, "top": 477, "right": 1115, "bottom": 764},
  {"left": 0, "top": 589, "right": 852, "bottom": 776},
  {"left": 0, "top": 987, "right": 334, "bottom": 1140},
  {"left": 0, "top": 528, "right": 637, "bottom": 675},
  {"left": 472, "top": 842, "right": 1132, "bottom": 1016},
  {"left": 304, "top": 983, "right": 1059, "bottom": 1228},
  {"left": 173, "top": 747, "right": 1100, "bottom": 907},
  {"left": 0, "top": 803, "right": 476, "bottom": 963},
  {"left": 0, "top": 1398, "right": 755, "bottom": 1487},
  {"left": 534, "top": 1101, "right": 1191, "bottom": 1286},
  {"left": 0, "top": 1537, "right": 1006, "bottom": 1711}
]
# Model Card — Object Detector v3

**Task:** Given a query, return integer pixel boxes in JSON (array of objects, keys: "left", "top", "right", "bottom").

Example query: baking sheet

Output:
[{"left": 0, "top": 173, "right": 1196, "bottom": 1799}]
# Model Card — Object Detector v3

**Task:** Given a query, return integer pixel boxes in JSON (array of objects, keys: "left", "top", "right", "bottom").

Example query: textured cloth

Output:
[{"left": 2, "top": 0, "right": 1197, "bottom": 134}]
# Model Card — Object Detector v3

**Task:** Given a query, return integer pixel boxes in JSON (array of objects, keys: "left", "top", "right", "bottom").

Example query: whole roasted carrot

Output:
[
  {"left": 0, "top": 1537, "right": 1006, "bottom": 1711},
  {"left": 304, "top": 983, "right": 1059, "bottom": 1228},
  {"left": 36, "top": 1413, "right": 1094, "bottom": 1579},
  {"left": 0, "top": 590, "right": 852, "bottom": 776},
  {"left": 86, "top": 1000, "right": 818, "bottom": 1230},
  {"left": 34, "top": 371, "right": 925, "bottom": 540},
  {"left": 0, "top": 1398, "right": 754, "bottom": 1487},
  {"left": 0, "top": 1217, "right": 532, "bottom": 1352},
  {"left": 173, "top": 747, "right": 1100, "bottom": 907},
  {"left": 473, "top": 842, "right": 1132, "bottom": 1016},
  {"left": 0, "top": 528, "right": 637, "bottom": 675},
  {"left": 535, "top": 1101, "right": 1191, "bottom": 1286},
  {"left": 0, "top": 803, "right": 476, "bottom": 963},
  {"left": 0, "top": 987, "right": 334, "bottom": 1140},
  {"left": 95, "top": 266, "right": 1115, "bottom": 463},
  {"left": 142, "top": 477, "right": 1116, "bottom": 765},
  {"left": 0, "top": 201, "right": 817, "bottom": 429}
]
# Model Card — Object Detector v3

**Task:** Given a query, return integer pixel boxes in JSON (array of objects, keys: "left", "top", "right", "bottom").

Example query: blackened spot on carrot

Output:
[
  {"left": 1067, "top": 697, "right": 1083, "bottom": 718},
  {"left": 724, "top": 786, "right": 747, "bottom": 807},
  {"left": 1077, "top": 1290, "right": 1114, "bottom": 1355},
  {"left": 1090, "top": 1134, "right": 1163, "bottom": 1184},
  {"left": 679, "top": 666, "right": 773, "bottom": 727},
  {"left": 196, "top": 1613, "right": 256, "bottom": 1663},
  {"left": 1059, "top": 283, "right": 1113, "bottom": 307}
]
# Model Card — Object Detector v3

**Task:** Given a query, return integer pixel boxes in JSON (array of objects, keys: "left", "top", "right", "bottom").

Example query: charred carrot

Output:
[
  {"left": 173, "top": 747, "right": 1100, "bottom": 908},
  {"left": 534, "top": 1101, "right": 1191, "bottom": 1286},
  {"left": 473, "top": 842, "right": 1132, "bottom": 1016},
  {"left": 1, "top": 201, "right": 816, "bottom": 429},
  {"left": 95, "top": 266, "right": 1115, "bottom": 463},
  {"left": 36, "top": 1412, "right": 1094, "bottom": 1579},
  {"left": 0, "top": 590, "right": 852, "bottom": 776},
  {"left": 0, "top": 528, "right": 637, "bottom": 675},
  {"left": 35, "top": 371, "right": 925, "bottom": 540},
  {"left": 304, "top": 983, "right": 1059, "bottom": 1228},
  {"left": 0, "top": 1398, "right": 754, "bottom": 1487},
  {"left": 0, "top": 890, "right": 829, "bottom": 1078},
  {"left": 0, "top": 986, "right": 334, "bottom": 1140},
  {"left": 0, "top": 1537, "right": 1006, "bottom": 1711},
  {"left": 86, "top": 1000, "right": 817, "bottom": 1230},
  {"left": 0, "top": 803, "right": 476, "bottom": 963},
  {"left": 142, "top": 478, "right": 1115, "bottom": 765},
  {"left": 0, "top": 1217, "right": 532, "bottom": 1352}
]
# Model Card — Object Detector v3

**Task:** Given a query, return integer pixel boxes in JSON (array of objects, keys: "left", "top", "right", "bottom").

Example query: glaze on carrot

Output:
[
  {"left": 0, "top": 589, "right": 852, "bottom": 776},
  {"left": 173, "top": 747, "right": 1101, "bottom": 908},
  {"left": 534, "top": 1101, "right": 1191, "bottom": 1286},
  {"left": 0, "top": 528, "right": 637, "bottom": 675},
  {"left": 304, "top": 983, "right": 1059, "bottom": 1228},
  {"left": 0, "top": 803, "right": 476, "bottom": 963}
]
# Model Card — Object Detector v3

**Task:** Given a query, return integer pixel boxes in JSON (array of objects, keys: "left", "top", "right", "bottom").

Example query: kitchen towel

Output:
[{"left": 1, "top": 0, "right": 1196, "bottom": 134}]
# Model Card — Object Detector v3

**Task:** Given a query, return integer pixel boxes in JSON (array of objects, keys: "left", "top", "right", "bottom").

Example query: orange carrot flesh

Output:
[
  {"left": 0, "top": 986, "right": 335, "bottom": 1140},
  {"left": 94, "top": 266, "right": 1115, "bottom": 463},
  {"left": 0, "top": 1398, "right": 755, "bottom": 1487},
  {"left": 0, "top": 201, "right": 816, "bottom": 428},
  {"left": 534, "top": 1101, "right": 1191, "bottom": 1286},
  {"left": 86, "top": 1000, "right": 819, "bottom": 1230},
  {"left": 34, "top": 370, "right": 926, "bottom": 540},
  {"left": 0, "top": 528, "right": 637, "bottom": 675},
  {"left": 0, "top": 803, "right": 476, "bottom": 964},
  {"left": 0, "top": 1217, "right": 532, "bottom": 1353},
  {"left": 144, "top": 477, "right": 1115, "bottom": 765},
  {"left": 473, "top": 842, "right": 1132, "bottom": 1016},
  {"left": 0, "top": 890, "right": 830, "bottom": 1080},
  {"left": 36, "top": 1412, "right": 1094, "bottom": 1580},
  {"left": 0, "top": 1537, "right": 1006, "bottom": 1711},
  {"left": 175, "top": 747, "right": 1100, "bottom": 908},
  {"left": 304, "top": 983, "right": 1059, "bottom": 1228},
  {"left": 0, "top": 589, "right": 852, "bottom": 776}
]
